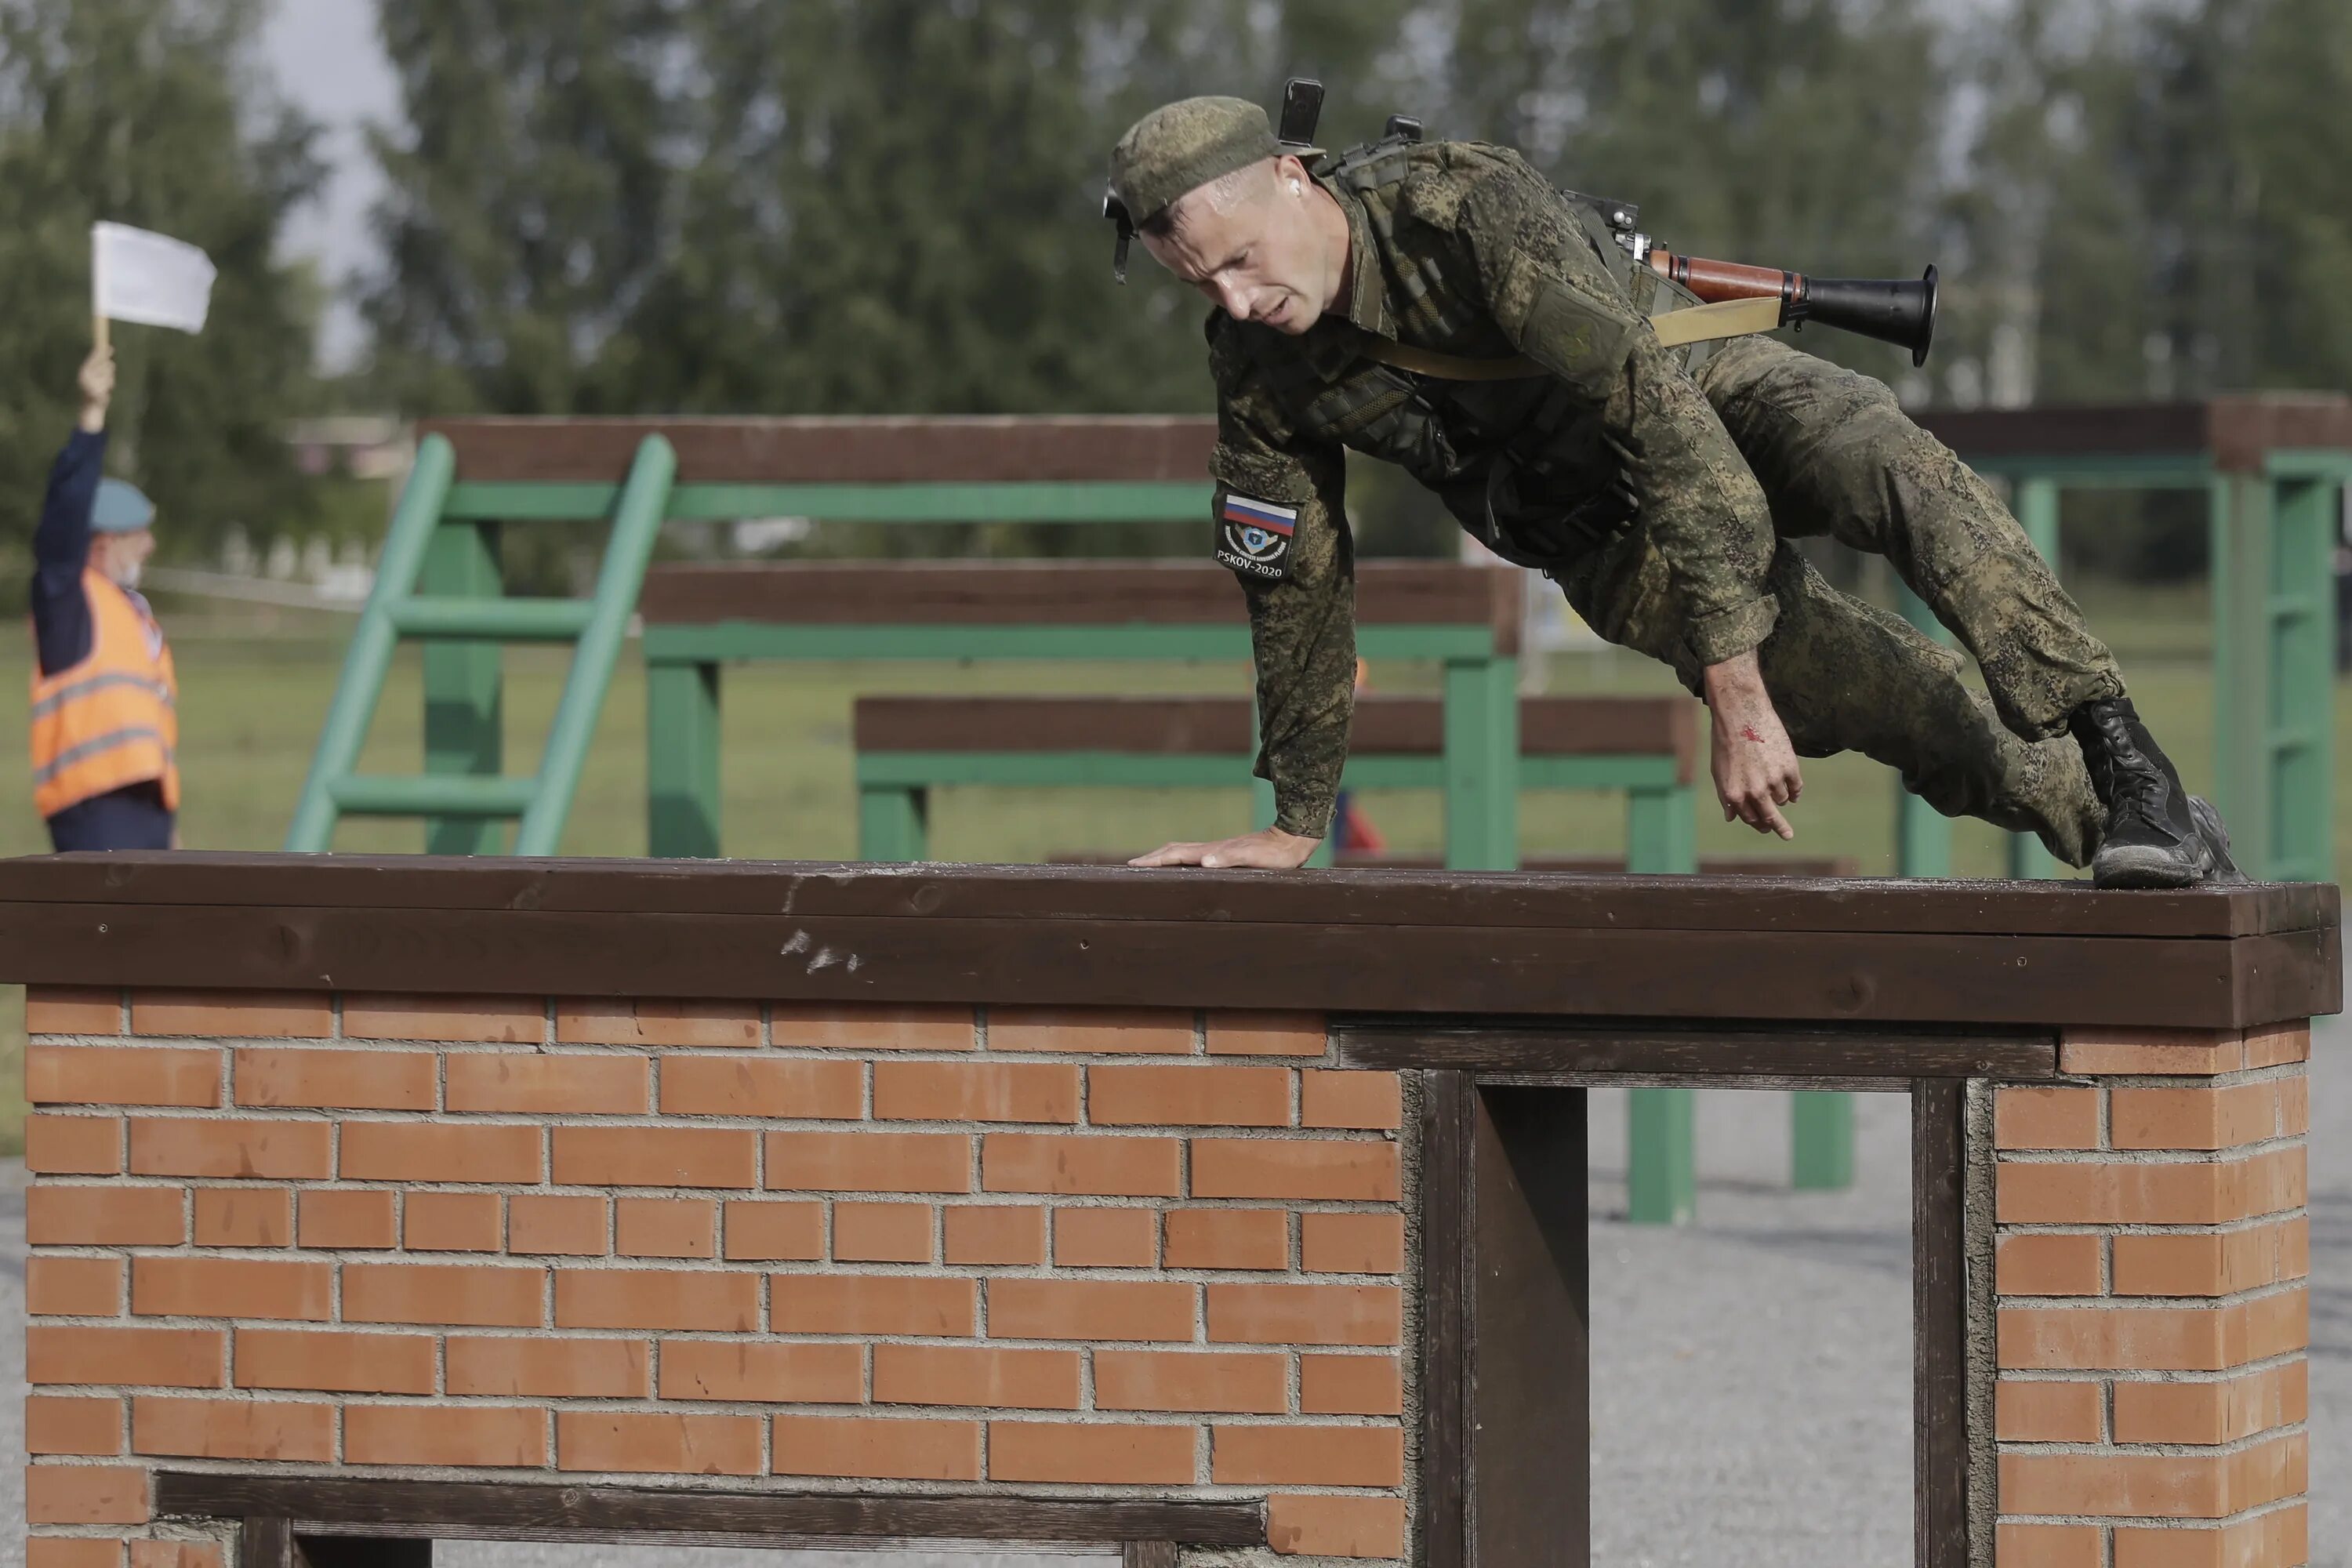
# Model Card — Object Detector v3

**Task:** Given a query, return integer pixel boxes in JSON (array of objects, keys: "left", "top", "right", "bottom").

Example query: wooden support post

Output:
[
  {"left": 419, "top": 520, "right": 503, "bottom": 855},
  {"left": 1912, "top": 1080, "right": 1970, "bottom": 1568},
  {"left": 858, "top": 783, "right": 929, "bottom": 862},
  {"left": 1443, "top": 654, "right": 1518, "bottom": 870},
  {"left": 1626, "top": 779, "right": 1702, "bottom": 1220},
  {"left": 1417, "top": 1071, "right": 1470, "bottom": 1568},
  {"left": 2008, "top": 477, "right": 2061, "bottom": 880},
  {"left": 1893, "top": 581, "right": 1954, "bottom": 879},
  {"left": 646, "top": 659, "right": 721, "bottom": 858}
]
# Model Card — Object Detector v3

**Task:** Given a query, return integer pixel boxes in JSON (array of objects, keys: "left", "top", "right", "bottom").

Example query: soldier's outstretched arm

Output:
[{"left": 1131, "top": 320, "right": 1353, "bottom": 870}]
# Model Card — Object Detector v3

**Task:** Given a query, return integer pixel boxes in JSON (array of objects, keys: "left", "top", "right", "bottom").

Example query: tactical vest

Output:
[{"left": 1250, "top": 136, "right": 1716, "bottom": 572}]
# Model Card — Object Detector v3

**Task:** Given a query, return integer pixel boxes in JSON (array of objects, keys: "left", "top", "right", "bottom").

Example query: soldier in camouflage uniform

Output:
[{"left": 1109, "top": 95, "right": 2238, "bottom": 887}]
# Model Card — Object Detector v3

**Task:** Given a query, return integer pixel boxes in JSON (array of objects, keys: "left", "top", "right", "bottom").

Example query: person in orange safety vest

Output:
[{"left": 28, "top": 345, "right": 178, "bottom": 851}]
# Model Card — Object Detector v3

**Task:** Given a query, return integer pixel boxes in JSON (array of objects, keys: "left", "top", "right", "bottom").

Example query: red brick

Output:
[
  {"left": 659, "top": 1056, "right": 861, "bottom": 1119},
  {"left": 1268, "top": 1496, "right": 1403, "bottom": 1559},
  {"left": 1301, "top": 1070, "right": 1399, "bottom": 1130},
  {"left": 27, "top": 1258, "right": 124, "bottom": 1316},
  {"left": 339, "top": 1122, "right": 542, "bottom": 1184},
  {"left": 131, "top": 993, "right": 329, "bottom": 1038},
  {"left": 1301, "top": 1353, "right": 1403, "bottom": 1415},
  {"left": 129, "top": 1545, "right": 222, "bottom": 1568},
  {"left": 874, "top": 1345, "right": 1080, "bottom": 1410},
  {"left": 344, "top": 1404, "right": 546, "bottom": 1467},
  {"left": 1094, "top": 1351, "right": 1287, "bottom": 1414},
  {"left": 558, "top": 999, "right": 760, "bottom": 1047},
  {"left": 2281, "top": 1074, "right": 2309, "bottom": 1136},
  {"left": 1165, "top": 1209, "right": 1289, "bottom": 1271},
  {"left": 29, "top": 1186, "right": 184, "bottom": 1247},
  {"left": 341, "top": 996, "right": 542, "bottom": 1043},
  {"left": 554, "top": 1269, "right": 760, "bottom": 1331},
  {"left": 446, "top": 1335, "right": 650, "bottom": 1398},
  {"left": 132, "top": 1258, "right": 329, "bottom": 1321},
  {"left": 833, "top": 1201, "right": 934, "bottom": 1263},
  {"left": 1995, "top": 1148, "right": 2305, "bottom": 1225},
  {"left": 2060, "top": 1028, "right": 2243, "bottom": 1076},
  {"left": 131, "top": 1396, "right": 333, "bottom": 1461},
  {"left": 773, "top": 1274, "right": 975, "bottom": 1337},
  {"left": 26, "top": 1466, "right": 149, "bottom": 1525},
  {"left": 1994, "top": 1380, "right": 2105, "bottom": 1441},
  {"left": 1207, "top": 1011, "right": 1325, "bottom": 1057},
  {"left": 942, "top": 1205, "right": 1045, "bottom": 1265},
  {"left": 27, "top": 987, "right": 123, "bottom": 1034},
  {"left": 128, "top": 1119, "right": 329, "bottom": 1180},
  {"left": 1054, "top": 1207, "right": 1157, "bottom": 1267},
  {"left": 1087, "top": 1065, "right": 1287, "bottom": 1127},
  {"left": 232, "top": 1049, "right": 434, "bottom": 1111},
  {"left": 986, "top": 1278, "right": 1193, "bottom": 1341},
  {"left": 445, "top": 1053, "right": 652, "bottom": 1115},
  {"left": 874, "top": 1061, "right": 1079, "bottom": 1123},
  {"left": 770, "top": 1003, "right": 977, "bottom": 1051},
  {"left": 234, "top": 1330, "right": 436, "bottom": 1395},
  {"left": 1995, "top": 1431, "right": 2304, "bottom": 1517},
  {"left": 1994, "top": 1087, "right": 2100, "bottom": 1150},
  {"left": 659, "top": 1341, "right": 863, "bottom": 1404},
  {"left": 766, "top": 1131, "right": 971, "bottom": 1192},
  {"left": 1995, "top": 1233, "right": 2103, "bottom": 1297},
  {"left": 1301, "top": 1212, "right": 1404, "bottom": 1274},
  {"left": 2112, "top": 1220, "right": 2308, "bottom": 1297},
  {"left": 1997, "top": 1290, "right": 2308, "bottom": 1371},
  {"left": 1192, "top": 1138, "right": 1399, "bottom": 1201},
  {"left": 296, "top": 1189, "right": 397, "bottom": 1250},
  {"left": 192, "top": 1189, "right": 292, "bottom": 1248},
  {"left": 2111, "top": 1363, "right": 2307, "bottom": 1445},
  {"left": 616, "top": 1197, "right": 717, "bottom": 1258},
  {"left": 343, "top": 1263, "right": 546, "bottom": 1327},
  {"left": 27, "top": 1047, "right": 220, "bottom": 1108},
  {"left": 988, "top": 1421, "right": 1196, "bottom": 1483},
  {"left": 721, "top": 1200, "right": 823, "bottom": 1261},
  {"left": 989, "top": 1007, "right": 1193, "bottom": 1054},
  {"left": 1994, "top": 1523, "right": 2104, "bottom": 1568},
  {"left": 27, "top": 1116, "right": 122, "bottom": 1174},
  {"left": 2111, "top": 1082, "right": 2287, "bottom": 1151},
  {"left": 1213, "top": 1423, "right": 1400, "bottom": 1486},
  {"left": 1209, "top": 1283, "right": 1401, "bottom": 1346},
  {"left": 507, "top": 1194, "right": 608, "bottom": 1257},
  {"left": 771, "top": 1415, "right": 979, "bottom": 1479},
  {"left": 2243, "top": 1024, "right": 2309, "bottom": 1069},
  {"left": 982, "top": 1134, "right": 1181, "bottom": 1197},
  {"left": 404, "top": 1191, "right": 502, "bottom": 1252},
  {"left": 558, "top": 1410, "right": 762, "bottom": 1475},
  {"left": 27, "top": 1541, "right": 125, "bottom": 1568},
  {"left": 27, "top": 1396, "right": 124, "bottom": 1455},
  {"left": 29, "top": 1326, "right": 223, "bottom": 1387},
  {"left": 2113, "top": 1507, "right": 2307, "bottom": 1568}
]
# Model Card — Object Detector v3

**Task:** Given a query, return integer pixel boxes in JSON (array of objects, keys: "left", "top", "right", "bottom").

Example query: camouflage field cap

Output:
[{"left": 1102, "top": 95, "right": 1321, "bottom": 282}]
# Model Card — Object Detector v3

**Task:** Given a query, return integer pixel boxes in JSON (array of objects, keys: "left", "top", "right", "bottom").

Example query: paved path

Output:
[{"left": 2, "top": 1025, "right": 2339, "bottom": 1568}]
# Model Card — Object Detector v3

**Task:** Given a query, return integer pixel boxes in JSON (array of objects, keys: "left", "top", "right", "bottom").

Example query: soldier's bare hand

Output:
[
  {"left": 78, "top": 346, "right": 116, "bottom": 432},
  {"left": 1129, "top": 826, "right": 1321, "bottom": 869},
  {"left": 1702, "top": 652, "right": 1802, "bottom": 840}
]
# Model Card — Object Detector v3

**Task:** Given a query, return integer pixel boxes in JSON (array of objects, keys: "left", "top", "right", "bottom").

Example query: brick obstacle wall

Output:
[
  {"left": 1991, "top": 1025, "right": 2313, "bottom": 1568},
  {"left": 23, "top": 989, "right": 1409, "bottom": 1567}
]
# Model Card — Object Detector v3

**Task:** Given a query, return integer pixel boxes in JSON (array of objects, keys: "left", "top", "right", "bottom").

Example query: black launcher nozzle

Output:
[{"left": 1795, "top": 265, "right": 1939, "bottom": 367}]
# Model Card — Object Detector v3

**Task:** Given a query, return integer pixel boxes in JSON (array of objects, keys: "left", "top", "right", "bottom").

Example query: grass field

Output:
[{"left": 0, "top": 576, "right": 2332, "bottom": 1153}]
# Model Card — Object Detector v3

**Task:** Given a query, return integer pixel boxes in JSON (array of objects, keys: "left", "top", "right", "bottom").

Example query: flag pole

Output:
[{"left": 91, "top": 224, "right": 109, "bottom": 353}]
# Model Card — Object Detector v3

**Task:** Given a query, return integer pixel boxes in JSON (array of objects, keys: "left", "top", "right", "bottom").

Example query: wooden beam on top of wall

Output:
[
  {"left": 1336, "top": 1022, "right": 2057, "bottom": 1080},
  {"left": 1912, "top": 1080, "right": 1972, "bottom": 1568}
]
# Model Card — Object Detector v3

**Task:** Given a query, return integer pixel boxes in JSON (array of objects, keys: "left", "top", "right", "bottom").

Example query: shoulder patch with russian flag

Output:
[{"left": 1216, "top": 492, "right": 1298, "bottom": 581}]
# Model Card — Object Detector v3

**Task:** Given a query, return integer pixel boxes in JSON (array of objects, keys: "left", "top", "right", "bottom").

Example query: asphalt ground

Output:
[{"left": 2, "top": 1016, "right": 2339, "bottom": 1568}]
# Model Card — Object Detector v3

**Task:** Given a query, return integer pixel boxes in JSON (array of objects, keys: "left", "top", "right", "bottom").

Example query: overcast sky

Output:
[{"left": 260, "top": 0, "right": 397, "bottom": 371}]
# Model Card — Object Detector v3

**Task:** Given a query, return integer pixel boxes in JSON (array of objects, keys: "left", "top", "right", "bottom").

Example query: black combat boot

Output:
[{"left": 2071, "top": 695, "right": 2238, "bottom": 887}]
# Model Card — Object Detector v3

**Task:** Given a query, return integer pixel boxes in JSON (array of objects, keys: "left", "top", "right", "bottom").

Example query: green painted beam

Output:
[
  {"left": 330, "top": 774, "right": 536, "bottom": 817},
  {"left": 419, "top": 521, "right": 506, "bottom": 854},
  {"left": 390, "top": 596, "right": 598, "bottom": 641},
  {"left": 443, "top": 479, "right": 1213, "bottom": 524}
]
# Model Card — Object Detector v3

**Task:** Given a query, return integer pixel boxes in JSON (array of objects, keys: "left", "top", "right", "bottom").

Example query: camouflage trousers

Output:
[{"left": 1550, "top": 335, "right": 2121, "bottom": 866}]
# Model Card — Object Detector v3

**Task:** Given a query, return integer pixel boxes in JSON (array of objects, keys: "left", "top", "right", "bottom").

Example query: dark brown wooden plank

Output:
[
  {"left": 852, "top": 693, "right": 1690, "bottom": 765},
  {"left": 1334, "top": 1022, "right": 2057, "bottom": 1079},
  {"left": 241, "top": 1520, "right": 296, "bottom": 1568},
  {"left": 421, "top": 416, "right": 1218, "bottom": 485},
  {"left": 1912, "top": 1080, "right": 1969, "bottom": 1568},
  {"left": 162, "top": 1475, "right": 1262, "bottom": 1546},
  {"left": 296, "top": 1540, "right": 431, "bottom": 1568},
  {"left": 1472, "top": 1083, "right": 1589, "bottom": 1568},
  {"left": 1915, "top": 403, "right": 2212, "bottom": 461},
  {"left": 2205, "top": 395, "right": 2352, "bottom": 474},
  {"left": 1332, "top": 853, "right": 1859, "bottom": 876},
  {"left": 639, "top": 558, "right": 1519, "bottom": 648},
  {"left": 1417, "top": 1071, "right": 1471, "bottom": 1568},
  {"left": 0, "top": 902, "right": 2332, "bottom": 1029},
  {"left": 0, "top": 852, "right": 2327, "bottom": 942},
  {"left": 1123, "top": 1541, "right": 1178, "bottom": 1568}
]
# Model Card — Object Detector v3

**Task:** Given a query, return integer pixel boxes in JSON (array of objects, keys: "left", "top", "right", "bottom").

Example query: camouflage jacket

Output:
[{"left": 1209, "top": 136, "right": 1777, "bottom": 837}]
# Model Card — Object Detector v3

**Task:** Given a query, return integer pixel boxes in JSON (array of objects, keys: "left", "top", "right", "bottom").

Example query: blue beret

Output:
[{"left": 92, "top": 477, "right": 154, "bottom": 534}]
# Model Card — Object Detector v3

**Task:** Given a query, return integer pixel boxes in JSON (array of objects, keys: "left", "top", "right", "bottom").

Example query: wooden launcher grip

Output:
[{"left": 1646, "top": 250, "right": 1801, "bottom": 318}]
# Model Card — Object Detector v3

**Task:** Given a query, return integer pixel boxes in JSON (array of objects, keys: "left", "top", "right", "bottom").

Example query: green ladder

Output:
[{"left": 285, "top": 432, "right": 677, "bottom": 855}]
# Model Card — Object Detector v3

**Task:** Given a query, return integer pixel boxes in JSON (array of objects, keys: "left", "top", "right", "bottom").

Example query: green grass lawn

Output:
[{"left": 0, "top": 575, "right": 2325, "bottom": 1153}]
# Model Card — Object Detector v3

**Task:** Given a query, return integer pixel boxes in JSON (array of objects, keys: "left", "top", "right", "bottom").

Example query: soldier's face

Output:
[{"left": 1142, "top": 158, "right": 1334, "bottom": 335}]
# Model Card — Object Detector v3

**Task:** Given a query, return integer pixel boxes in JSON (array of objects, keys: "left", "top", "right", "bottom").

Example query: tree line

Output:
[{"left": 3, "top": 0, "right": 2348, "bottom": 572}]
